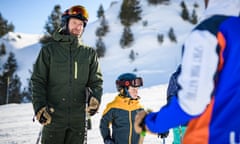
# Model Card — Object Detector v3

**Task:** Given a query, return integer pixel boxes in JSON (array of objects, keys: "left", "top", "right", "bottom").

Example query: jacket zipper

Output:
[
  {"left": 74, "top": 61, "right": 78, "bottom": 79},
  {"left": 128, "top": 108, "right": 132, "bottom": 144},
  {"left": 68, "top": 44, "right": 73, "bottom": 127}
]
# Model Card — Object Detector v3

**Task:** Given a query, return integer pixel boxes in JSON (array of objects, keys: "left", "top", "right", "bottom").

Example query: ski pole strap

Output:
[{"left": 85, "top": 87, "right": 91, "bottom": 103}]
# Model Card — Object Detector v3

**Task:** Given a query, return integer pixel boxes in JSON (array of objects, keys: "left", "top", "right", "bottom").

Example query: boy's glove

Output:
[
  {"left": 134, "top": 110, "right": 147, "bottom": 134},
  {"left": 158, "top": 131, "right": 169, "bottom": 138},
  {"left": 104, "top": 137, "right": 114, "bottom": 144},
  {"left": 36, "top": 106, "right": 54, "bottom": 125},
  {"left": 86, "top": 97, "right": 99, "bottom": 116}
]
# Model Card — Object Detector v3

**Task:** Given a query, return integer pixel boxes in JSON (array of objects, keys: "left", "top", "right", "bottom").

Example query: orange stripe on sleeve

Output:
[
  {"left": 183, "top": 98, "right": 215, "bottom": 144},
  {"left": 217, "top": 32, "right": 226, "bottom": 71}
]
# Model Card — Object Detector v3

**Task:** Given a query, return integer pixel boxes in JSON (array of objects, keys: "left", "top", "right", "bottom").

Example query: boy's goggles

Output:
[
  {"left": 116, "top": 77, "right": 143, "bottom": 87},
  {"left": 68, "top": 5, "right": 89, "bottom": 21}
]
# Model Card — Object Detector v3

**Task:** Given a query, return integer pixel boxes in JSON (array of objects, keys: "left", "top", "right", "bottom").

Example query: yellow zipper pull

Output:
[{"left": 74, "top": 61, "right": 78, "bottom": 79}]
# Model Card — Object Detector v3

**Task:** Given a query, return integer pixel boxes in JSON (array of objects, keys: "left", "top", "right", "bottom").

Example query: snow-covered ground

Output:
[{"left": 0, "top": 84, "right": 174, "bottom": 144}]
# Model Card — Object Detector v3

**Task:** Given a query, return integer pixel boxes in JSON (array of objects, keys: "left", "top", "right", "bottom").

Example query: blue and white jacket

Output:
[{"left": 144, "top": 0, "right": 240, "bottom": 143}]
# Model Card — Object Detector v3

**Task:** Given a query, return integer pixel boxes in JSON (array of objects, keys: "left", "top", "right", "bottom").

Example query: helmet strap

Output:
[
  {"left": 124, "top": 87, "right": 131, "bottom": 98},
  {"left": 119, "top": 87, "right": 130, "bottom": 98}
]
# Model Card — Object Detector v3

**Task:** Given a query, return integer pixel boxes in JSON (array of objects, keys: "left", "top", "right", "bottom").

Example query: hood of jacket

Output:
[
  {"left": 203, "top": 0, "right": 240, "bottom": 19},
  {"left": 52, "top": 28, "right": 83, "bottom": 48}
]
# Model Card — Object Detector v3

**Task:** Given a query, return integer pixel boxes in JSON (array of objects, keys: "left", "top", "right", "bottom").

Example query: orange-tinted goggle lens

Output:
[
  {"left": 68, "top": 6, "right": 89, "bottom": 21},
  {"left": 131, "top": 77, "right": 143, "bottom": 87},
  {"left": 116, "top": 77, "right": 143, "bottom": 88}
]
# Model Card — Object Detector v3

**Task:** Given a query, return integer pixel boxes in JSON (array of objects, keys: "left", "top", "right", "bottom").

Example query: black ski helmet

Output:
[
  {"left": 116, "top": 73, "right": 143, "bottom": 92},
  {"left": 61, "top": 5, "right": 89, "bottom": 28}
]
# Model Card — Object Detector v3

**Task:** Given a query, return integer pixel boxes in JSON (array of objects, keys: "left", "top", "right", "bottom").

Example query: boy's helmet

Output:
[
  {"left": 116, "top": 73, "right": 143, "bottom": 92},
  {"left": 61, "top": 5, "right": 89, "bottom": 28}
]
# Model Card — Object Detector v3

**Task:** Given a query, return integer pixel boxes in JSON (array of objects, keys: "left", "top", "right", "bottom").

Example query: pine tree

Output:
[
  {"left": 44, "top": 5, "right": 62, "bottom": 35},
  {"left": 157, "top": 34, "right": 164, "bottom": 44},
  {"left": 96, "top": 16, "right": 109, "bottom": 37},
  {"left": 129, "top": 50, "right": 136, "bottom": 61},
  {"left": 0, "top": 75, "right": 5, "bottom": 104},
  {"left": 96, "top": 37, "right": 106, "bottom": 58},
  {"left": 97, "top": 4, "right": 105, "bottom": 19},
  {"left": 21, "top": 70, "right": 32, "bottom": 103},
  {"left": 0, "top": 43, "right": 6, "bottom": 73},
  {"left": 119, "top": 0, "right": 142, "bottom": 27},
  {"left": 168, "top": 27, "right": 177, "bottom": 43},
  {"left": 3, "top": 52, "right": 17, "bottom": 76},
  {"left": 120, "top": 26, "right": 134, "bottom": 48},
  {"left": 40, "top": 5, "right": 62, "bottom": 45},
  {"left": 95, "top": 5, "right": 108, "bottom": 58},
  {"left": 190, "top": 9, "right": 198, "bottom": 24},
  {"left": 148, "top": 0, "right": 169, "bottom": 5},
  {"left": 0, "top": 52, "right": 20, "bottom": 105},
  {"left": 0, "top": 43, "right": 6, "bottom": 56},
  {"left": 101, "top": 16, "right": 109, "bottom": 35},
  {"left": 142, "top": 20, "right": 148, "bottom": 27},
  {"left": 8, "top": 74, "right": 22, "bottom": 104},
  {"left": 193, "top": 2, "right": 199, "bottom": 8},
  {"left": 180, "top": 1, "right": 189, "bottom": 21},
  {"left": 0, "top": 13, "right": 14, "bottom": 37}
]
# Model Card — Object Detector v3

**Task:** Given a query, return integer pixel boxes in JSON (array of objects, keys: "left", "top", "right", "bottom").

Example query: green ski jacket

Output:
[{"left": 31, "top": 28, "right": 103, "bottom": 130}]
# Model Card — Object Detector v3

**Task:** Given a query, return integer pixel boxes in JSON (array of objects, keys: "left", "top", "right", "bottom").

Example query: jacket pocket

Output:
[
  {"left": 49, "top": 61, "right": 68, "bottom": 85},
  {"left": 75, "top": 59, "right": 89, "bottom": 84}
]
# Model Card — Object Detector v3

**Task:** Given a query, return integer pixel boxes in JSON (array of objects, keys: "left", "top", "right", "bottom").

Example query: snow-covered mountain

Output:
[
  {"left": 0, "top": 0, "right": 204, "bottom": 93},
  {"left": 0, "top": 32, "right": 42, "bottom": 89}
]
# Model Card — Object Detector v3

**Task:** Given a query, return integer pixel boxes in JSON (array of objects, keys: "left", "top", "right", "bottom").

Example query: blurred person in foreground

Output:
[
  {"left": 166, "top": 66, "right": 187, "bottom": 144},
  {"left": 134, "top": 0, "right": 240, "bottom": 143},
  {"left": 31, "top": 5, "right": 103, "bottom": 144}
]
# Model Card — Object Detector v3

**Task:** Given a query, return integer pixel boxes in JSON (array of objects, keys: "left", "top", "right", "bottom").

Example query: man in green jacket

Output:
[{"left": 31, "top": 5, "right": 103, "bottom": 144}]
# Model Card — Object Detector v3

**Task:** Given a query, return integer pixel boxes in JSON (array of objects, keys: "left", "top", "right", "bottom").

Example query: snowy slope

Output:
[{"left": 0, "top": 85, "right": 175, "bottom": 144}]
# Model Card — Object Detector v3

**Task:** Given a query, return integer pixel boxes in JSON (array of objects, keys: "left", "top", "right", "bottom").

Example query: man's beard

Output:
[{"left": 70, "top": 29, "right": 83, "bottom": 37}]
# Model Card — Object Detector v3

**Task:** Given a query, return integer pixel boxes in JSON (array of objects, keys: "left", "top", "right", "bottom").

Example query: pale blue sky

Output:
[{"left": 0, "top": 0, "right": 115, "bottom": 34}]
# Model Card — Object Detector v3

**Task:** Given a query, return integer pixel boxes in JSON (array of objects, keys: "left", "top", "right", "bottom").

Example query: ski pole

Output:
[
  {"left": 33, "top": 115, "right": 42, "bottom": 144},
  {"left": 157, "top": 133, "right": 166, "bottom": 144},
  {"left": 162, "top": 138, "right": 166, "bottom": 144},
  {"left": 36, "top": 127, "right": 42, "bottom": 144},
  {"left": 84, "top": 87, "right": 92, "bottom": 144},
  {"left": 179, "top": 125, "right": 183, "bottom": 144}
]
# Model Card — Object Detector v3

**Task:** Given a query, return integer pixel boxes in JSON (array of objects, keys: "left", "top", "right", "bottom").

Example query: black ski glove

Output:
[
  {"left": 158, "top": 131, "right": 169, "bottom": 139},
  {"left": 104, "top": 137, "right": 114, "bottom": 144}
]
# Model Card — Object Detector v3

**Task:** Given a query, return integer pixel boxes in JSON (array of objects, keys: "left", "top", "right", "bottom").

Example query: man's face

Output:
[{"left": 68, "top": 17, "right": 84, "bottom": 37}]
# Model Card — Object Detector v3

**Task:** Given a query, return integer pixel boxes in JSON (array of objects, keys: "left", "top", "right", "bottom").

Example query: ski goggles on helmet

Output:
[
  {"left": 116, "top": 77, "right": 143, "bottom": 88},
  {"left": 68, "top": 5, "right": 89, "bottom": 22}
]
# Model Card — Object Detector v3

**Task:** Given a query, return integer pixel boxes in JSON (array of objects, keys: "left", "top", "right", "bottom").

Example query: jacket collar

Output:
[{"left": 52, "top": 28, "right": 83, "bottom": 48}]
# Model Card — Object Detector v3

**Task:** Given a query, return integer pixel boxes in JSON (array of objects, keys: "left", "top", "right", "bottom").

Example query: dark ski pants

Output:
[{"left": 41, "top": 127, "right": 85, "bottom": 144}]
